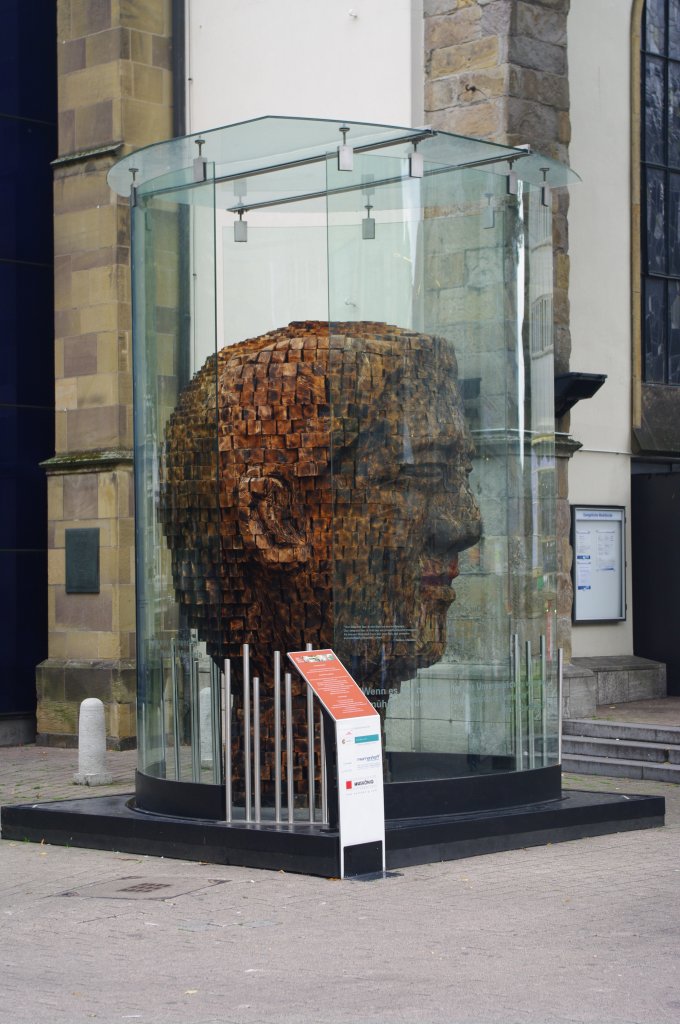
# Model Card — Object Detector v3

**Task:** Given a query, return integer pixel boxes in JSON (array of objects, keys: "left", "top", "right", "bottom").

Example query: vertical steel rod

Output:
[
  {"left": 304, "top": 642, "right": 315, "bottom": 822},
  {"left": 273, "top": 651, "right": 282, "bottom": 823},
  {"left": 526, "top": 640, "right": 535, "bottom": 769},
  {"left": 307, "top": 684, "right": 315, "bottom": 823},
  {"left": 557, "top": 646, "right": 564, "bottom": 764},
  {"left": 224, "top": 659, "right": 232, "bottom": 822},
  {"left": 285, "top": 671, "right": 294, "bottom": 824},
  {"left": 190, "top": 642, "right": 201, "bottom": 782},
  {"left": 243, "top": 644, "right": 252, "bottom": 823},
  {"left": 159, "top": 654, "right": 167, "bottom": 771},
  {"left": 253, "top": 675, "right": 261, "bottom": 823},
  {"left": 319, "top": 707, "right": 328, "bottom": 825},
  {"left": 513, "top": 633, "right": 522, "bottom": 770},
  {"left": 170, "top": 638, "right": 181, "bottom": 780},
  {"left": 211, "top": 661, "right": 222, "bottom": 785},
  {"left": 540, "top": 634, "right": 548, "bottom": 766}
]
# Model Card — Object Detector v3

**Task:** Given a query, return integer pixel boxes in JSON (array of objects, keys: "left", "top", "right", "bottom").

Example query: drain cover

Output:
[{"left": 58, "top": 875, "right": 227, "bottom": 900}]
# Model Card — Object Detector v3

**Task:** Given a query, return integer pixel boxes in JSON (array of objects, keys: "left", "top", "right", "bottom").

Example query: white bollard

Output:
[
  {"left": 200, "top": 685, "right": 213, "bottom": 767},
  {"left": 74, "top": 698, "right": 113, "bottom": 785}
]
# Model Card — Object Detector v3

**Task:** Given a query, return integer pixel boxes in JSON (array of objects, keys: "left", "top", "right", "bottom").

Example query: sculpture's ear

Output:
[{"left": 238, "top": 471, "right": 310, "bottom": 567}]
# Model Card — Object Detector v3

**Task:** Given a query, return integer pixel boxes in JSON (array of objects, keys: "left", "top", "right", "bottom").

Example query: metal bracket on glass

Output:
[
  {"left": 540, "top": 166, "right": 551, "bottom": 207},
  {"left": 506, "top": 145, "right": 530, "bottom": 196},
  {"left": 193, "top": 138, "right": 207, "bottom": 182},
  {"left": 129, "top": 167, "right": 139, "bottom": 207},
  {"left": 362, "top": 202, "right": 375, "bottom": 239},
  {"left": 409, "top": 142, "right": 424, "bottom": 179},
  {"left": 338, "top": 125, "right": 354, "bottom": 171},
  {"left": 482, "top": 192, "right": 495, "bottom": 230},
  {"left": 234, "top": 209, "right": 248, "bottom": 242}
]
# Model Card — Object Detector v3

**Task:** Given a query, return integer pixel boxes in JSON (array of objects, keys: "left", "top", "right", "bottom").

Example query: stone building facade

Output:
[{"left": 37, "top": 1, "right": 173, "bottom": 746}]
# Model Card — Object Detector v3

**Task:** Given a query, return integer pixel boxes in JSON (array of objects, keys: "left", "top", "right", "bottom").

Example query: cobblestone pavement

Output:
[{"left": 1, "top": 744, "right": 679, "bottom": 1024}]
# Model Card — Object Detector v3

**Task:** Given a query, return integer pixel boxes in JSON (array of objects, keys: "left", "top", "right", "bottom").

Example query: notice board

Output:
[{"left": 572, "top": 506, "right": 626, "bottom": 622}]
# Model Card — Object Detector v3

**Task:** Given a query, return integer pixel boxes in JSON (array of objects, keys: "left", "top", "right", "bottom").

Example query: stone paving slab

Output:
[
  {"left": 0, "top": 744, "right": 136, "bottom": 807},
  {"left": 0, "top": 803, "right": 678, "bottom": 1024},
  {"left": 1, "top": 745, "right": 679, "bottom": 1023}
]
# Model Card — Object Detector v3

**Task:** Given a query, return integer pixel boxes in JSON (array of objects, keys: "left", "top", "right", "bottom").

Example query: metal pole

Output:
[
  {"left": 158, "top": 651, "right": 167, "bottom": 772},
  {"left": 307, "top": 684, "right": 315, "bottom": 823},
  {"left": 319, "top": 707, "right": 328, "bottom": 826},
  {"left": 211, "top": 661, "right": 222, "bottom": 785},
  {"left": 558, "top": 646, "right": 564, "bottom": 765},
  {"left": 285, "top": 671, "right": 294, "bottom": 824},
  {"left": 170, "top": 638, "right": 181, "bottom": 780},
  {"left": 305, "top": 643, "right": 315, "bottom": 822},
  {"left": 526, "top": 640, "right": 535, "bottom": 769},
  {"left": 540, "top": 635, "right": 548, "bottom": 766},
  {"left": 243, "top": 644, "right": 252, "bottom": 823},
  {"left": 274, "top": 651, "right": 282, "bottom": 823},
  {"left": 253, "top": 675, "right": 261, "bottom": 823},
  {"left": 190, "top": 642, "right": 201, "bottom": 782},
  {"left": 513, "top": 633, "right": 523, "bottom": 770},
  {"left": 224, "top": 659, "right": 232, "bottom": 823}
]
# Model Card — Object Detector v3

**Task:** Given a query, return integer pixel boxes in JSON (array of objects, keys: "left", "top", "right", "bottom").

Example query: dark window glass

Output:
[
  {"left": 644, "top": 278, "right": 667, "bottom": 382},
  {"left": 0, "top": 118, "right": 56, "bottom": 264},
  {"left": 670, "top": 0, "right": 680, "bottom": 59},
  {"left": 669, "top": 281, "right": 680, "bottom": 382},
  {"left": 0, "top": 550, "right": 45, "bottom": 715},
  {"left": 670, "top": 60, "right": 680, "bottom": 167},
  {"left": 645, "top": 57, "right": 665, "bottom": 163},
  {"left": 647, "top": 0, "right": 666, "bottom": 53},
  {"left": 642, "top": 2, "right": 680, "bottom": 383},
  {"left": 670, "top": 173, "right": 680, "bottom": 275},
  {"left": 647, "top": 169, "right": 667, "bottom": 273},
  {"left": 0, "top": 1, "right": 57, "bottom": 122}
]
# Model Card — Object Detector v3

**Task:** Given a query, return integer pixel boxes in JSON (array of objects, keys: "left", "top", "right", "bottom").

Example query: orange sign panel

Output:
[{"left": 287, "top": 650, "right": 377, "bottom": 721}]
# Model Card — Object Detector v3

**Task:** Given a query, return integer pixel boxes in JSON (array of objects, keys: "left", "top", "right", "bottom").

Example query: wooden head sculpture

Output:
[{"left": 159, "top": 321, "right": 481, "bottom": 699}]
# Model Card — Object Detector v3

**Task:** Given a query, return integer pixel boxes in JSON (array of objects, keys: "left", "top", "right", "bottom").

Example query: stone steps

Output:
[{"left": 562, "top": 719, "right": 680, "bottom": 783}]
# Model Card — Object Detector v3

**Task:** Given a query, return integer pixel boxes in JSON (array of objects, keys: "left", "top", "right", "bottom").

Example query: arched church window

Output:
[{"left": 642, "top": 0, "right": 680, "bottom": 383}]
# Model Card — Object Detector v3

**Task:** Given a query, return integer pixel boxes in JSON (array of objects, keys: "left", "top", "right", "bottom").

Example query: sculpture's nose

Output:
[{"left": 424, "top": 476, "right": 481, "bottom": 563}]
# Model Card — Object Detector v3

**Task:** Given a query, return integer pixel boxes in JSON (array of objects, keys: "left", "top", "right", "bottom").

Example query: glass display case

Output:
[{"left": 108, "top": 116, "right": 579, "bottom": 821}]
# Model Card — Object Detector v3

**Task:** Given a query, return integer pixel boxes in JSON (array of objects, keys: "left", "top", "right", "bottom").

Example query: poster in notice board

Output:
[{"left": 571, "top": 506, "right": 626, "bottom": 623}]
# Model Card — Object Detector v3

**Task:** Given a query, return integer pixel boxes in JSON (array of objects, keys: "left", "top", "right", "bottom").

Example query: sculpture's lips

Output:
[
  {"left": 421, "top": 557, "right": 459, "bottom": 588},
  {"left": 420, "top": 557, "right": 459, "bottom": 602}
]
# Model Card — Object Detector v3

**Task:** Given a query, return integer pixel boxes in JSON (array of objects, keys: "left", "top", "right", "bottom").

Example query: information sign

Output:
[
  {"left": 288, "top": 649, "right": 385, "bottom": 878},
  {"left": 571, "top": 506, "right": 626, "bottom": 622}
]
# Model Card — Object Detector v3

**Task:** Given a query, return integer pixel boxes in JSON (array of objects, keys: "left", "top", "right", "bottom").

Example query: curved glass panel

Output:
[{"left": 116, "top": 118, "right": 568, "bottom": 803}]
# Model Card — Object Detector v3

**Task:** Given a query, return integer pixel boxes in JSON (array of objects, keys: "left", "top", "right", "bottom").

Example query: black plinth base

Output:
[{"left": 1, "top": 789, "right": 664, "bottom": 878}]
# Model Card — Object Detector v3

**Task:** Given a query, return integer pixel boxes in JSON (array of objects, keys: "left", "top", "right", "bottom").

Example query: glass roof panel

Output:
[{"left": 109, "top": 115, "right": 579, "bottom": 198}]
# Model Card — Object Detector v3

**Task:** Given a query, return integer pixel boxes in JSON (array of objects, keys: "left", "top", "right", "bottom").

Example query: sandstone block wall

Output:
[{"left": 38, "top": 0, "right": 173, "bottom": 747}]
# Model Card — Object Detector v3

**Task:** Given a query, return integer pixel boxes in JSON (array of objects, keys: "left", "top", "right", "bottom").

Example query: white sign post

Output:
[{"left": 288, "top": 649, "right": 386, "bottom": 878}]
